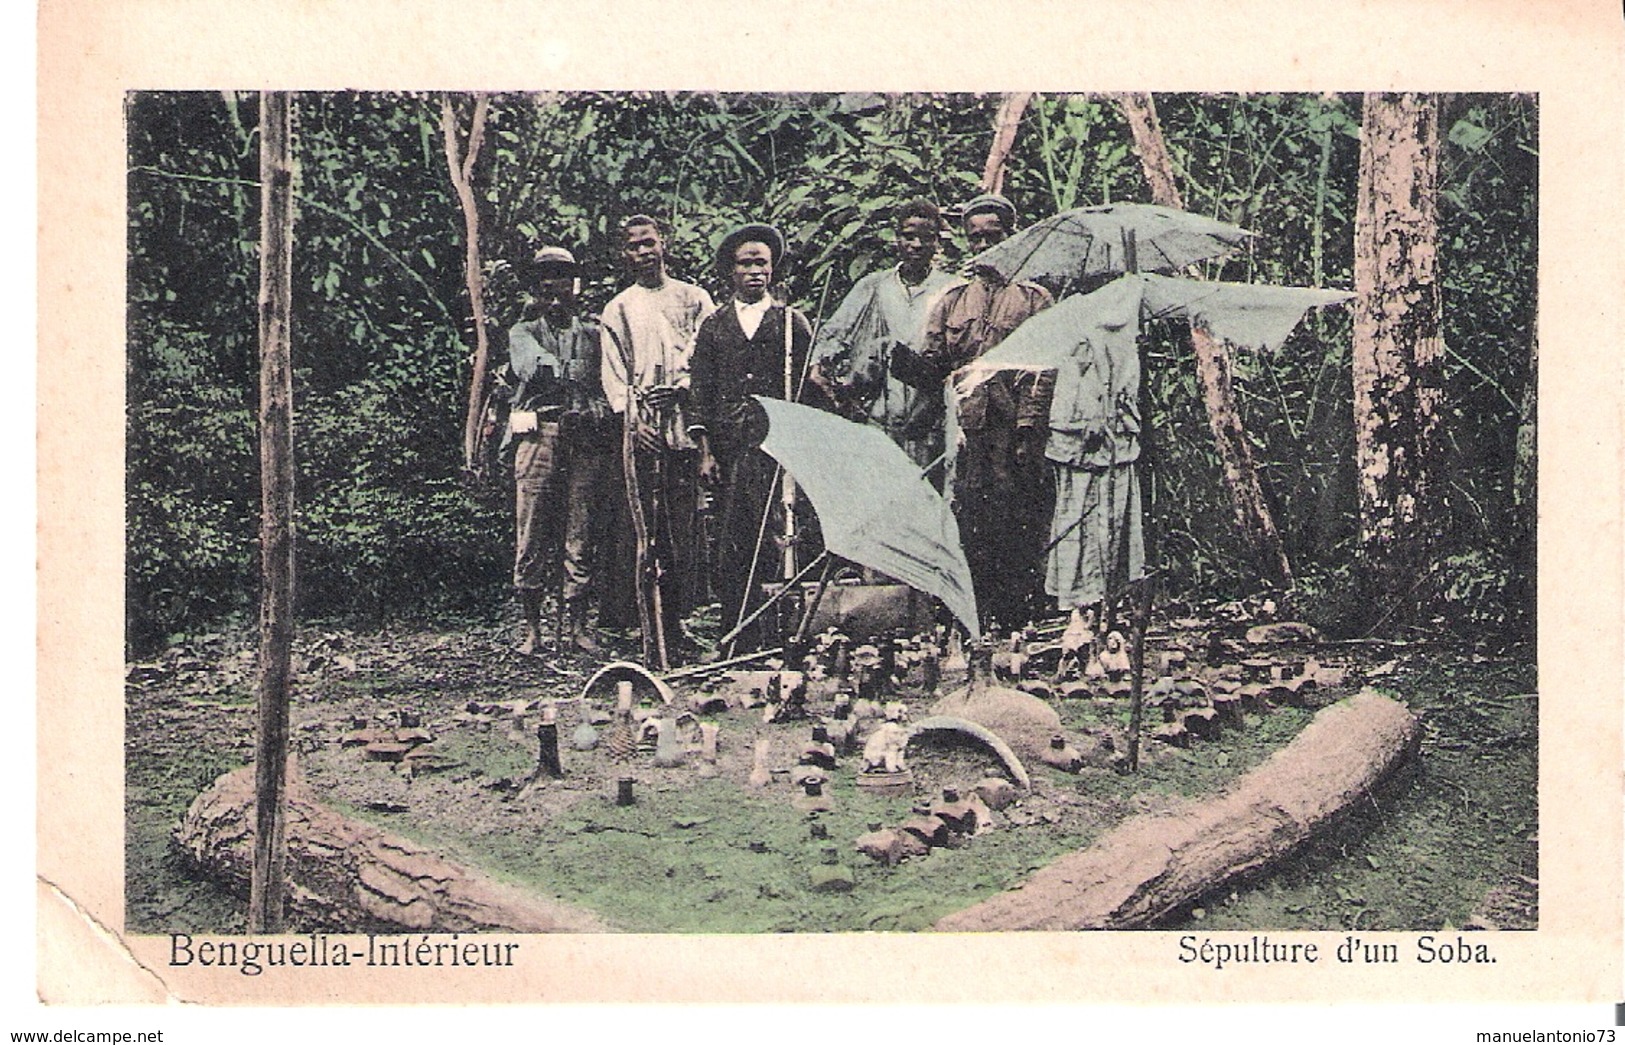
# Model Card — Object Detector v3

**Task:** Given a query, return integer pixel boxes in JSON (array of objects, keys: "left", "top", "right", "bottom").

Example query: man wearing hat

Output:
[
  {"left": 806, "top": 199, "right": 963, "bottom": 471},
  {"left": 688, "top": 223, "right": 815, "bottom": 650},
  {"left": 600, "top": 215, "right": 716, "bottom": 663},
  {"left": 494, "top": 246, "right": 629, "bottom": 655},
  {"left": 895, "top": 193, "right": 1056, "bottom": 631},
  {"left": 899, "top": 193, "right": 1055, "bottom": 377}
]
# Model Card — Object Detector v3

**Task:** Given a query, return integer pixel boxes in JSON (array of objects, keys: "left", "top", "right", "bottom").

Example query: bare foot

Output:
[{"left": 515, "top": 630, "right": 542, "bottom": 657}]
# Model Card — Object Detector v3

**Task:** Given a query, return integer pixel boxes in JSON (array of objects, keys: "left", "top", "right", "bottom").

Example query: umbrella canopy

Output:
[
  {"left": 953, "top": 272, "right": 1355, "bottom": 471},
  {"left": 965, "top": 203, "right": 1254, "bottom": 287},
  {"left": 946, "top": 273, "right": 1353, "bottom": 608},
  {"left": 753, "top": 396, "right": 980, "bottom": 639}
]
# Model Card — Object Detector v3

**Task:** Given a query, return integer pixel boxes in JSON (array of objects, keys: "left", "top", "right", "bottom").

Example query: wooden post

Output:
[
  {"left": 249, "top": 90, "right": 296, "bottom": 934},
  {"left": 1124, "top": 577, "right": 1152, "bottom": 772}
]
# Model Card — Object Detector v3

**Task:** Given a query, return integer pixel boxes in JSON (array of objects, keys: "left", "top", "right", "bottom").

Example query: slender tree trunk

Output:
[
  {"left": 1513, "top": 314, "right": 1537, "bottom": 508},
  {"left": 1510, "top": 315, "right": 1537, "bottom": 637},
  {"left": 1117, "top": 92, "right": 1292, "bottom": 587},
  {"left": 1118, "top": 92, "right": 1183, "bottom": 208},
  {"left": 1351, "top": 93, "right": 1445, "bottom": 622},
  {"left": 442, "top": 93, "right": 493, "bottom": 480},
  {"left": 250, "top": 91, "right": 296, "bottom": 934},
  {"left": 981, "top": 93, "right": 1033, "bottom": 196}
]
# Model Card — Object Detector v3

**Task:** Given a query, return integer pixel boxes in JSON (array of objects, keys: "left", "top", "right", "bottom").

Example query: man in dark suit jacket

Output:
[{"left": 687, "top": 223, "right": 815, "bottom": 650}]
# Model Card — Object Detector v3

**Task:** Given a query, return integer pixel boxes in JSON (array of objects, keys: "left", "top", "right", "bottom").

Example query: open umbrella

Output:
[
  {"left": 950, "top": 272, "right": 1354, "bottom": 606},
  {"left": 750, "top": 395, "right": 980, "bottom": 640},
  {"left": 965, "top": 203, "right": 1253, "bottom": 288}
]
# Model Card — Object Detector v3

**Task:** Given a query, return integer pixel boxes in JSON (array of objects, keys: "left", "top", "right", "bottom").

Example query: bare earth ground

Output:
[{"left": 125, "top": 608, "right": 1537, "bottom": 934}]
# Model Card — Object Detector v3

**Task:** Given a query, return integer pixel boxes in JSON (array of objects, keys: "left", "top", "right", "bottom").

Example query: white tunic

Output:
[{"left": 598, "top": 275, "right": 716, "bottom": 450}]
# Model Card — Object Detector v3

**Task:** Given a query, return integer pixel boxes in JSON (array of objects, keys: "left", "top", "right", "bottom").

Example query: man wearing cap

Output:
[
  {"left": 688, "top": 223, "right": 814, "bottom": 650},
  {"left": 599, "top": 215, "right": 716, "bottom": 661},
  {"left": 494, "top": 246, "right": 629, "bottom": 655},
  {"left": 894, "top": 193, "right": 1056, "bottom": 631},
  {"left": 806, "top": 199, "right": 962, "bottom": 471}
]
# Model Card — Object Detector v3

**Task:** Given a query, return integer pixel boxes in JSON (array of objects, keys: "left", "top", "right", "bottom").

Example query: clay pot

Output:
[{"left": 793, "top": 777, "right": 834, "bottom": 813}]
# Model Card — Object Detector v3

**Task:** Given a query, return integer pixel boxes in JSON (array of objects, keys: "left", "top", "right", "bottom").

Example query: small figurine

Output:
[
  {"left": 861, "top": 721, "right": 911, "bottom": 775},
  {"left": 1097, "top": 630, "right": 1132, "bottom": 680},
  {"left": 746, "top": 737, "right": 772, "bottom": 788}
]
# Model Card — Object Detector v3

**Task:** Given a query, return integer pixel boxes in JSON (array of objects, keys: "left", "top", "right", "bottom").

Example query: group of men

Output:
[{"left": 491, "top": 192, "right": 1124, "bottom": 664}]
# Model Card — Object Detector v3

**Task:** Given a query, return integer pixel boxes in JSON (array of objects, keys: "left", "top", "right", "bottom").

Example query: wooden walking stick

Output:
[
  {"left": 643, "top": 365, "right": 673, "bottom": 670},
  {"left": 606, "top": 328, "right": 662, "bottom": 669},
  {"left": 646, "top": 446, "right": 671, "bottom": 670},
  {"left": 552, "top": 471, "right": 567, "bottom": 652}
]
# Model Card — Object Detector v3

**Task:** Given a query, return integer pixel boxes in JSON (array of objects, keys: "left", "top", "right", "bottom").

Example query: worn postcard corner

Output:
[{"left": 35, "top": 0, "right": 1625, "bottom": 1011}]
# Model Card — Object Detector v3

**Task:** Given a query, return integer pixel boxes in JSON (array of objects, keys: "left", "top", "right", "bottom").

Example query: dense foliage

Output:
[{"left": 126, "top": 91, "right": 1536, "bottom": 653}]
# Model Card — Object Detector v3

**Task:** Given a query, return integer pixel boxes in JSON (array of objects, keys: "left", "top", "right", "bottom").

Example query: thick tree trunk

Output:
[
  {"left": 251, "top": 91, "right": 296, "bottom": 933},
  {"left": 1117, "top": 92, "right": 1291, "bottom": 588},
  {"left": 443, "top": 93, "right": 494, "bottom": 480},
  {"left": 981, "top": 93, "right": 1033, "bottom": 196},
  {"left": 178, "top": 766, "right": 609, "bottom": 933},
  {"left": 1351, "top": 93, "right": 1445, "bottom": 618},
  {"left": 935, "top": 690, "right": 1419, "bottom": 931}
]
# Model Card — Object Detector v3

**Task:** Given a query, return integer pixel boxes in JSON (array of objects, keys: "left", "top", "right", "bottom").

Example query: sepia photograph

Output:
[{"left": 35, "top": 0, "right": 1622, "bottom": 1020}]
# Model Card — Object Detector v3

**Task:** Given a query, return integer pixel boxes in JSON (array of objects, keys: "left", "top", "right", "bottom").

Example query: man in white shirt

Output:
[{"left": 599, "top": 215, "right": 716, "bottom": 664}]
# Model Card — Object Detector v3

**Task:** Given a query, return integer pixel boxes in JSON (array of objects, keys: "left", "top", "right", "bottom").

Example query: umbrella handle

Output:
[
  {"left": 791, "top": 555, "right": 838, "bottom": 646},
  {"left": 715, "top": 551, "right": 828, "bottom": 651}
]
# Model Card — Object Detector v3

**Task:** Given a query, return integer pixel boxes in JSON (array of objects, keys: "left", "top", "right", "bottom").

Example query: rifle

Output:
[
  {"left": 605, "top": 327, "right": 668, "bottom": 670},
  {"left": 643, "top": 373, "right": 672, "bottom": 670}
]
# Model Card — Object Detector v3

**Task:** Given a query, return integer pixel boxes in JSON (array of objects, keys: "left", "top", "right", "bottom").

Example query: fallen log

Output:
[
  {"left": 175, "top": 764, "right": 608, "bottom": 933},
  {"left": 935, "top": 689, "right": 1419, "bottom": 931}
]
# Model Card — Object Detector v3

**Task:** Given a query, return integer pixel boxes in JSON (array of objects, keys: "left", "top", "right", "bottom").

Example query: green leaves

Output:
[
  {"left": 1447, "top": 118, "right": 1494, "bottom": 152},
  {"left": 125, "top": 89, "right": 1536, "bottom": 650}
]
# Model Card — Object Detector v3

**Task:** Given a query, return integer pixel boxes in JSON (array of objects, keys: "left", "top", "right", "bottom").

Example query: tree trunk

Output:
[
  {"left": 443, "top": 93, "right": 493, "bottom": 480},
  {"left": 1117, "top": 92, "right": 1292, "bottom": 588},
  {"left": 981, "top": 93, "right": 1033, "bottom": 196},
  {"left": 935, "top": 690, "right": 1419, "bottom": 931},
  {"left": 1351, "top": 93, "right": 1445, "bottom": 620},
  {"left": 1513, "top": 313, "right": 1537, "bottom": 509},
  {"left": 1117, "top": 92, "right": 1183, "bottom": 208},
  {"left": 250, "top": 91, "right": 296, "bottom": 933},
  {"left": 179, "top": 766, "right": 609, "bottom": 933}
]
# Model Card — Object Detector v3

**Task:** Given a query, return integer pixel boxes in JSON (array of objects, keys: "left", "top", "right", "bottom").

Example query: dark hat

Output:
[
  {"left": 717, "top": 223, "right": 787, "bottom": 273},
  {"left": 527, "top": 245, "right": 579, "bottom": 279},
  {"left": 960, "top": 193, "right": 1017, "bottom": 227}
]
